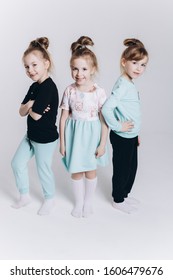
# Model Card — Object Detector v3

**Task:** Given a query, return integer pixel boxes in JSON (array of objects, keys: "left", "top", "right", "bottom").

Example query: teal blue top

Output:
[{"left": 102, "top": 76, "right": 141, "bottom": 138}]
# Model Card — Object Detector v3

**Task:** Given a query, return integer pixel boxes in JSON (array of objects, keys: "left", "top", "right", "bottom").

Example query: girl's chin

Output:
[{"left": 30, "top": 76, "right": 37, "bottom": 81}]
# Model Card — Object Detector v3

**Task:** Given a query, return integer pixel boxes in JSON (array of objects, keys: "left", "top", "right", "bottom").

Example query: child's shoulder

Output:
[
  {"left": 93, "top": 84, "right": 107, "bottom": 100},
  {"left": 114, "top": 76, "right": 126, "bottom": 86},
  {"left": 29, "top": 81, "right": 39, "bottom": 93},
  {"left": 65, "top": 83, "right": 76, "bottom": 91},
  {"left": 63, "top": 83, "right": 76, "bottom": 97},
  {"left": 94, "top": 83, "right": 104, "bottom": 90},
  {"left": 38, "top": 78, "right": 58, "bottom": 94},
  {"left": 112, "top": 76, "right": 133, "bottom": 91},
  {"left": 93, "top": 83, "right": 106, "bottom": 93}
]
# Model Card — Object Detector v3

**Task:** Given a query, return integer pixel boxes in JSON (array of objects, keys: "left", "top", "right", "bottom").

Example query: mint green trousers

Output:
[{"left": 11, "top": 136, "right": 58, "bottom": 199}]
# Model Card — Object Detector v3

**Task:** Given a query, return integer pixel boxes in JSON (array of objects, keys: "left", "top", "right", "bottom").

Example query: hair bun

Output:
[
  {"left": 124, "top": 38, "right": 144, "bottom": 48},
  {"left": 78, "top": 36, "right": 94, "bottom": 47},
  {"left": 37, "top": 37, "right": 49, "bottom": 49},
  {"left": 30, "top": 37, "right": 49, "bottom": 50},
  {"left": 71, "top": 36, "right": 94, "bottom": 53}
]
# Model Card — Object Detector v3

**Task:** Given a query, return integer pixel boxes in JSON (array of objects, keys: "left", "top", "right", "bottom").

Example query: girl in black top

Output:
[{"left": 11, "top": 37, "right": 59, "bottom": 215}]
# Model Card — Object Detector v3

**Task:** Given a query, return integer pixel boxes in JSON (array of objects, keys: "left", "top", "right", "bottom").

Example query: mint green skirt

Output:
[{"left": 62, "top": 118, "right": 109, "bottom": 173}]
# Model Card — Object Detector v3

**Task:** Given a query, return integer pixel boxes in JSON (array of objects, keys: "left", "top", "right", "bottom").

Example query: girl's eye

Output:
[
  {"left": 33, "top": 64, "right": 37, "bottom": 67},
  {"left": 141, "top": 64, "right": 146, "bottom": 67},
  {"left": 132, "top": 61, "right": 137, "bottom": 64},
  {"left": 83, "top": 68, "right": 87, "bottom": 71}
]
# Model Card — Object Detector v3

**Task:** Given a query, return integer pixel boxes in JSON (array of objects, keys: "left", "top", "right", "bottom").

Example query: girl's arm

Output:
[
  {"left": 19, "top": 100, "right": 50, "bottom": 121},
  {"left": 95, "top": 112, "right": 109, "bottom": 158},
  {"left": 29, "top": 103, "right": 51, "bottom": 120},
  {"left": 28, "top": 108, "right": 42, "bottom": 121},
  {"left": 101, "top": 95, "right": 122, "bottom": 131},
  {"left": 102, "top": 95, "right": 134, "bottom": 132},
  {"left": 59, "top": 109, "right": 69, "bottom": 156},
  {"left": 20, "top": 100, "right": 50, "bottom": 120},
  {"left": 19, "top": 100, "right": 35, "bottom": 117}
]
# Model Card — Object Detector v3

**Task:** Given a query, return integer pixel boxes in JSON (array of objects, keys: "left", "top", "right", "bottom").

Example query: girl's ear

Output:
[
  {"left": 45, "top": 59, "right": 50, "bottom": 70},
  {"left": 91, "top": 66, "right": 96, "bottom": 76},
  {"left": 121, "top": 58, "right": 126, "bottom": 68}
]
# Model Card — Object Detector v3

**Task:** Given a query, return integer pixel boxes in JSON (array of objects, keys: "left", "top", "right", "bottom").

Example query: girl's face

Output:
[
  {"left": 121, "top": 56, "right": 148, "bottom": 80},
  {"left": 23, "top": 51, "right": 49, "bottom": 83},
  {"left": 70, "top": 57, "right": 95, "bottom": 90}
]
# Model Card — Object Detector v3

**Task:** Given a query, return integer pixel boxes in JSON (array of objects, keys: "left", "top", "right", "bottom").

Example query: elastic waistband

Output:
[
  {"left": 26, "top": 136, "right": 33, "bottom": 150},
  {"left": 69, "top": 116, "right": 99, "bottom": 122}
]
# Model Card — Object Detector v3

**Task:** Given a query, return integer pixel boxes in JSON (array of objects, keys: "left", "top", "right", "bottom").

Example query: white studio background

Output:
[{"left": 0, "top": 0, "right": 173, "bottom": 262}]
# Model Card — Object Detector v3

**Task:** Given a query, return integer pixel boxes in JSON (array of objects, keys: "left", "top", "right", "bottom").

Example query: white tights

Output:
[{"left": 71, "top": 177, "right": 97, "bottom": 218}]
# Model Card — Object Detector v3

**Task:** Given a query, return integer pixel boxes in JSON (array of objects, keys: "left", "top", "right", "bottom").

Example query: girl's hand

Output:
[
  {"left": 43, "top": 105, "right": 50, "bottom": 114},
  {"left": 138, "top": 136, "right": 141, "bottom": 146},
  {"left": 60, "top": 144, "right": 66, "bottom": 156},
  {"left": 19, "top": 100, "right": 35, "bottom": 116},
  {"left": 95, "top": 145, "right": 105, "bottom": 158},
  {"left": 121, "top": 121, "right": 134, "bottom": 132}
]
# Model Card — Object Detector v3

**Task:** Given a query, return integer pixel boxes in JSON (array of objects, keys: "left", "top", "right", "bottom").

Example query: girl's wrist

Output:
[
  {"left": 98, "top": 145, "right": 105, "bottom": 152},
  {"left": 99, "top": 142, "right": 106, "bottom": 148}
]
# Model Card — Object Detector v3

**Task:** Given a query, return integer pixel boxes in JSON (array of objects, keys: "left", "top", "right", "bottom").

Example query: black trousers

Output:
[{"left": 110, "top": 130, "right": 138, "bottom": 203}]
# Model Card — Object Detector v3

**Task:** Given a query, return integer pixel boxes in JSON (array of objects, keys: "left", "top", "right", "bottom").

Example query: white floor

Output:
[{"left": 0, "top": 132, "right": 173, "bottom": 260}]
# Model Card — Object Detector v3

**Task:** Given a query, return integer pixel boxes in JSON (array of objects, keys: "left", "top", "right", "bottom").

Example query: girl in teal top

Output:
[{"left": 102, "top": 38, "right": 149, "bottom": 214}]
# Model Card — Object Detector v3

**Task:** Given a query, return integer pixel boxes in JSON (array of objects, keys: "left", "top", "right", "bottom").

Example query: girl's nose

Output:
[
  {"left": 28, "top": 68, "right": 33, "bottom": 74},
  {"left": 77, "top": 70, "right": 81, "bottom": 76},
  {"left": 136, "top": 64, "right": 141, "bottom": 71}
]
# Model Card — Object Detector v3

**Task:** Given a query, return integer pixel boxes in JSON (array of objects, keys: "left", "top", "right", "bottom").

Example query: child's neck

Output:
[
  {"left": 76, "top": 81, "right": 95, "bottom": 92},
  {"left": 122, "top": 73, "right": 133, "bottom": 83},
  {"left": 38, "top": 73, "right": 49, "bottom": 84}
]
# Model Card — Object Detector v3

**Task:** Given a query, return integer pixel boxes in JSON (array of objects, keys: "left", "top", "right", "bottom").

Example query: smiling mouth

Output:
[{"left": 76, "top": 78, "right": 84, "bottom": 82}]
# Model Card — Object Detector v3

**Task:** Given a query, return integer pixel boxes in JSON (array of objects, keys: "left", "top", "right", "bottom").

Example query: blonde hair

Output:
[
  {"left": 70, "top": 36, "right": 98, "bottom": 72},
  {"left": 23, "top": 37, "right": 52, "bottom": 71}
]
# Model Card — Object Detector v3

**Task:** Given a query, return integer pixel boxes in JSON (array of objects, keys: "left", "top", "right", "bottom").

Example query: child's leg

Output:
[
  {"left": 33, "top": 140, "right": 57, "bottom": 215},
  {"left": 11, "top": 136, "right": 34, "bottom": 208},
  {"left": 124, "top": 137, "right": 138, "bottom": 198},
  {"left": 83, "top": 170, "right": 97, "bottom": 218},
  {"left": 110, "top": 131, "right": 138, "bottom": 213},
  {"left": 71, "top": 173, "right": 84, "bottom": 218}
]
